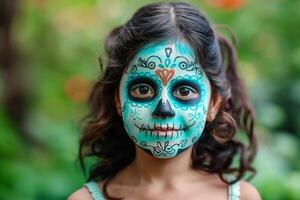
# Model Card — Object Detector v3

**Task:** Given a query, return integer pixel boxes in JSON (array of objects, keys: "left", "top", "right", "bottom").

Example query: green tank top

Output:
[{"left": 84, "top": 179, "right": 240, "bottom": 200}]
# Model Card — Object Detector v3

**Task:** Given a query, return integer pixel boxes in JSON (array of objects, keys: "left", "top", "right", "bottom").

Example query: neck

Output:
[{"left": 129, "top": 146, "right": 194, "bottom": 185}]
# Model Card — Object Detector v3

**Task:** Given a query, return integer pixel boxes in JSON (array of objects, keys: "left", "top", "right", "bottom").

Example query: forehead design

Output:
[
  {"left": 155, "top": 69, "right": 175, "bottom": 86},
  {"left": 127, "top": 40, "right": 204, "bottom": 80}
]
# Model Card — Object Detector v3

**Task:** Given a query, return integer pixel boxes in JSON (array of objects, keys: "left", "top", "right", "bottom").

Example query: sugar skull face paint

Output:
[{"left": 119, "top": 40, "right": 211, "bottom": 159}]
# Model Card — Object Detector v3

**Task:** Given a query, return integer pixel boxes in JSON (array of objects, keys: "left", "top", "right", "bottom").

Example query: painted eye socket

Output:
[
  {"left": 173, "top": 85, "right": 199, "bottom": 101},
  {"left": 171, "top": 81, "right": 201, "bottom": 104},
  {"left": 128, "top": 77, "right": 157, "bottom": 101},
  {"left": 130, "top": 83, "right": 155, "bottom": 99}
]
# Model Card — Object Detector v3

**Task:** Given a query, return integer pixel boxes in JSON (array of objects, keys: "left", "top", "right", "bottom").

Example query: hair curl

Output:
[{"left": 78, "top": 2, "right": 257, "bottom": 199}]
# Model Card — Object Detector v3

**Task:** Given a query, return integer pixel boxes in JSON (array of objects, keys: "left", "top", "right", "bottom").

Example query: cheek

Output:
[
  {"left": 128, "top": 107, "right": 143, "bottom": 121},
  {"left": 177, "top": 92, "right": 210, "bottom": 126},
  {"left": 126, "top": 106, "right": 152, "bottom": 122},
  {"left": 177, "top": 105, "right": 205, "bottom": 123},
  {"left": 120, "top": 91, "right": 158, "bottom": 125}
]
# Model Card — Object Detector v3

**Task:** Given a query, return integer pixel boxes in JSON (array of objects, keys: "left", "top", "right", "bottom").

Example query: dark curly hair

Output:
[{"left": 78, "top": 2, "right": 257, "bottom": 199}]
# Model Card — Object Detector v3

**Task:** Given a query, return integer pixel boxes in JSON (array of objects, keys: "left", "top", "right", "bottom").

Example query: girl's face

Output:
[{"left": 119, "top": 40, "right": 211, "bottom": 159}]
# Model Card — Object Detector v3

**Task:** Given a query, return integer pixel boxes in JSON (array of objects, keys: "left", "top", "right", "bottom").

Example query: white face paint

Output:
[{"left": 119, "top": 39, "right": 211, "bottom": 159}]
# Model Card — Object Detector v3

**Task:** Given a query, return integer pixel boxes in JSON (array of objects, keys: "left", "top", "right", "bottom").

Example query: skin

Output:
[
  {"left": 68, "top": 40, "right": 261, "bottom": 200},
  {"left": 69, "top": 145, "right": 261, "bottom": 200}
]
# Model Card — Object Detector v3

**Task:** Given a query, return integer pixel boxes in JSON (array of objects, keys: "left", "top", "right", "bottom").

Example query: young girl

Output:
[{"left": 69, "top": 2, "right": 261, "bottom": 200}]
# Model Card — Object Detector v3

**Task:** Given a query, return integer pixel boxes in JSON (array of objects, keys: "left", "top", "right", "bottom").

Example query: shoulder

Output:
[
  {"left": 68, "top": 181, "right": 105, "bottom": 200},
  {"left": 239, "top": 181, "right": 261, "bottom": 200},
  {"left": 67, "top": 187, "right": 93, "bottom": 200}
]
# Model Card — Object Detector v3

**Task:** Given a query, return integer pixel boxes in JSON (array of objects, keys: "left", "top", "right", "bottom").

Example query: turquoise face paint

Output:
[{"left": 119, "top": 40, "right": 211, "bottom": 159}]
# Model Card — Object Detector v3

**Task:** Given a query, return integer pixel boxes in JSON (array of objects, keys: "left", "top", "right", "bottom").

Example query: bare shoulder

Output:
[
  {"left": 67, "top": 187, "right": 92, "bottom": 200},
  {"left": 239, "top": 181, "right": 261, "bottom": 200}
]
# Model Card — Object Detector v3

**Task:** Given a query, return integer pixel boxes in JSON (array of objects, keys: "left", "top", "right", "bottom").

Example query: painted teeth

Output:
[
  {"left": 135, "top": 123, "right": 189, "bottom": 139},
  {"left": 135, "top": 123, "right": 193, "bottom": 131},
  {"left": 145, "top": 130, "right": 184, "bottom": 139}
]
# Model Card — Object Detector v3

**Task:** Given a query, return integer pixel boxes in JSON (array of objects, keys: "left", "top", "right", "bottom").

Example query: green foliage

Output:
[{"left": 1, "top": 0, "right": 299, "bottom": 199}]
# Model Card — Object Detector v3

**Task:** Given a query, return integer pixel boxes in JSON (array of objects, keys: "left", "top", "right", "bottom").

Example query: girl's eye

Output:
[
  {"left": 173, "top": 86, "right": 199, "bottom": 101},
  {"left": 130, "top": 83, "right": 155, "bottom": 99}
]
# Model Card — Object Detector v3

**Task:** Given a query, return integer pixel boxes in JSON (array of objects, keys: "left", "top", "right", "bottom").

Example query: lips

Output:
[
  {"left": 135, "top": 123, "right": 186, "bottom": 132},
  {"left": 155, "top": 126, "right": 176, "bottom": 131},
  {"left": 134, "top": 122, "right": 196, "bottom": 139}
]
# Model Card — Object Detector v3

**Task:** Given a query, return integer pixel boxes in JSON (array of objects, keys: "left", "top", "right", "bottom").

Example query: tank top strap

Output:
[
  {"left": 84, "top": 181, "right": 105, "bottom": 200},
  {"left": 227, "top": 176, "right": 240, "bottom": 200}
]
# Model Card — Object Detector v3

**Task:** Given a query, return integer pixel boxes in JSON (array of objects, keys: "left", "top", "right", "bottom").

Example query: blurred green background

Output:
[{"left": 1, "top": 0, "right": 300, "bottom": 199}]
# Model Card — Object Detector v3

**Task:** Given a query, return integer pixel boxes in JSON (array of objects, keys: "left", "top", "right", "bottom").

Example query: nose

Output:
[{"left": 152, "top": 99, "right": 175, "bottom": 119}]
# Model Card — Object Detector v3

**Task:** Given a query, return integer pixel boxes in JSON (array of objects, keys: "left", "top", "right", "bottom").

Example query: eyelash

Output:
[
  {"left": 127, "top": 79, "right": 200, "bottom": 103},
  {"left": 131, "top": 83, "right": 154, "bottom": 95},
  {"left": 172, "top": 83, "right": 200, "bottom": 102},
  {"left": 128, "top": 79, "right": 157, "bottom": 101}
]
